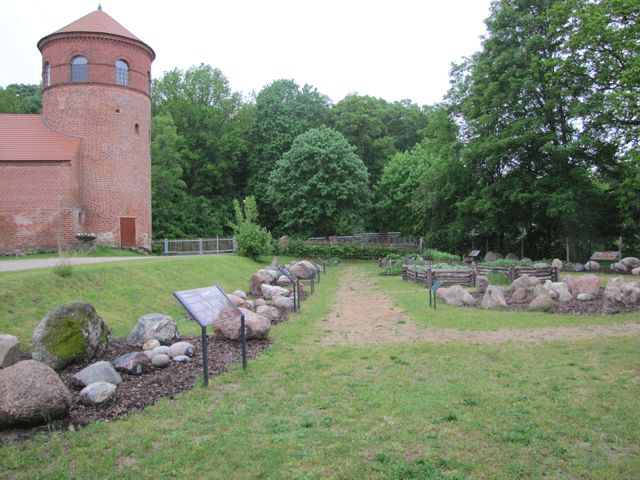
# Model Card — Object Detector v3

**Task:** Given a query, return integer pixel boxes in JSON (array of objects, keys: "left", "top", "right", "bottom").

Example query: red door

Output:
[{"left": 120, "top": 218, "right": 136, "bottom": 247}]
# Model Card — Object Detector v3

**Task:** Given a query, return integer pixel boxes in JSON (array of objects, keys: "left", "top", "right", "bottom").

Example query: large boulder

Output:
[
  {"left": 574, "top": 263, "right": 586, "bottom": 272},
  {"left": 505, "top": 253, "right": 519, "bottom": 260},
  {"left": 621, "top": 282, "right": 640, "bottom": 305},
  {"left": 0, "top": 360, "right": 72, "bottom": 428},
  {"left": 256, "top": 305, "right": 287, "bottom": 324},
  {"left": 584, "top": 260, "right": 601, "bottom": 272},
  {"left": 529, "top": 294, "right": 554, "bottom": 312},
  {"left": 510, "top": 274, "right": 541, "bottom": 292},
  {"left": 32, "top": 302, "right": 110, "bottom": 370},
  {"left": 632, "top": 267, "right": 640, "bottom": 276},
  {"left": 127, "top": 313, "right": 179, "bottom": 347},
  {"left": 442, "top": 285, "right": 476, "bottom": 307},
  {"left": 481, "top": 286, "right": 507, "bottom": 309},
  {"left": 543, "top": 280, "right": 572, "bottom": 302},
  {"left": 249, "top": 271, "right": 269, "bottom": 297},
  {"left": 510, "top": 288, "right": 529, "bottom": 304},
  {"left": 261, "top": 284, "right": 290, "bottom": 299},
  {"left": 602, "top": 285, "right": 624, "bottom": 314},
  {"left": 484, "top": 251, "right": 502, "bottom": 262},
  {"left": 610, "top": 262, "right": 628, "bottom": 274},
  {"left": 475, "top": 275, "right": 489, "bottom": 294},
  {"left": 273, "top": 296, "right": 295, "bottom": 311},
  {"left": 551, "top": 258, "right": 563, "bottom": 270},
  {"left": 564, "top": 274, "right": 600, "bottom": 298},
  {"left": 289, "top": 262, "right": 314, "bottom": 279},
  {"left": 72, "top": 360, "right": 122, "bottom": 387},
  {"left": 168, "top": 341, "right": 195, "bottom": 358},
  {"left": 214, "top": 307, "right": 271, "bottom": 340},
  {"left": 0, "top": 334, "right": 19, "bottom": 369},
  {"left": 619, "top": 257, "right": 640, "bottom": 272},
  {"left": 227, "top": 294, "right": 253, "bottom": 311},
  {"left": 276, "top": 275, "right": 292, "bottom": 287}
]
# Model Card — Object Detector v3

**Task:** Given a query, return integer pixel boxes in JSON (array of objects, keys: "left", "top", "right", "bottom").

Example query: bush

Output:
[
  {"left": 431, "top": 263, "right": 470, "bottom": 271},
  {"left": 53, "top": 264, "right": 73, "bottom": 277},
  {"left": 280, "top": 239, "right": 404, "bottom": 260},
  {"left": 380, "top": 263, "right": 403, "bottom": 276},
  {"left": 384, "top": 253, "right": 402, "bottom": 261},
  {"left": 228, "top": 196, "right": 274, "bottom": 260},
  {"left": 480, "top": 259, "right": 525, "bottom": 267},
  {"left": 422, "top": 249, "right": 459, "bottom": 262}
]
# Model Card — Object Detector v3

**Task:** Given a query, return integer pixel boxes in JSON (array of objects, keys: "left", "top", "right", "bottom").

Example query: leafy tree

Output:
[
  {"left": 152, "top": 64, "right": 252, "bottom": 235},
  {"left": 0, "top": 84, "right": 41, "bottom": 113},
  {"left": 266, "top": 126, "right": 371, "bottom": 237},
  {"left": 228, "top": 196, "right": 273, "bottom": 260}
]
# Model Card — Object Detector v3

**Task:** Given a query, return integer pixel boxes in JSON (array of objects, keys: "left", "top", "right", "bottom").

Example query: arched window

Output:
[
  {"left": 71, "top": 56, "right": 88, "bottom": 82},
  {"left": 44, "top": 62, "right": 51, "bottom": 87},
  {"left": 115, "top": 59, "right": 129, "bottom": 86}
]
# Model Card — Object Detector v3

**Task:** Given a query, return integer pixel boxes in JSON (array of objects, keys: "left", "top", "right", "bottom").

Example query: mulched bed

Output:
[
  {"left": 0, "top": 335, "right": 272, "bottom": 446},
  {"left": 468, "top": 288, "right": 640, "bottom": 315}
]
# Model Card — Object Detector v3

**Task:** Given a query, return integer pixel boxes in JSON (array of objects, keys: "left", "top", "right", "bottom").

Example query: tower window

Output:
[
  {"left": 147, "top": 70, "right": 151, "bottom": 94},
  {"left": 115, "top": 59, "right": 129, "bottom": 86},
  {"left": 71, "top": 56, "right": 88, "bottom": 82},
  {"left": 44, "top": 62, "right": 51, "bottom": 87}
]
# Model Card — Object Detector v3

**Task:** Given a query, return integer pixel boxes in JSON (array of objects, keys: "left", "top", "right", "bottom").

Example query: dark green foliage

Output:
[
  {"left": 280, "top": 239, "right": 403, "bottom": 260},
  {"left": 380, "top": 263, "right": 403, "bottom": 276},
  {"left": 422, "top": 249, "right": 459, "bottom": 262},
  {"left": 267, "top": 126, "right": 372, "bottom": 237},
  {"left": 0, "top": 84, "right": 41, "bottom": 113},
  {"left": 228, "top": 196, "right": 274, "bottom": 260}
]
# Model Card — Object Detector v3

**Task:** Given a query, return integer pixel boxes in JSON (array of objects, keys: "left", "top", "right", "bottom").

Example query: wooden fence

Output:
[
  {"left": 156, "top": 237, "right": 237, "bottom": 255},
  {"left": 402, "top": 265, "right": 558, "bottom": 288}
]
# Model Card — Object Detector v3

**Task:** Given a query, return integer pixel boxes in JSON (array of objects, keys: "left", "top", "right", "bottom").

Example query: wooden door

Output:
[{"left": 120, "top": 217, "right": 136, "bottom": 247}]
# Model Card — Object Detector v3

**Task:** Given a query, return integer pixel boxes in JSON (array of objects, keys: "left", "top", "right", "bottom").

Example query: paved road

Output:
[{"left": 0, "top": 256, "right": 158, "bottom": 272}]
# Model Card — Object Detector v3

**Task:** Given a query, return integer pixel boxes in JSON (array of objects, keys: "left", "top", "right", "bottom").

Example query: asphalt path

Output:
[{"left": 0, "top": 256, "right": 158, "bottom": 272}]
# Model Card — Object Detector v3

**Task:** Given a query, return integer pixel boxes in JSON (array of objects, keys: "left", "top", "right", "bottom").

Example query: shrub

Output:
[
  {"left": 380, "top": 263, "right": 403, "bottom": 276},
  {"left": 228, "top": 196, "right": 274, "bottom": 260},
  {"left": 479, "top": 259, "right": 523, "bottom": 267},
  {"left": 53, "top": 264, "right": 73, "bottom": 277},
  {"left": 384, "top": 253, "right": 402, "bottom": 261},
  {"left": 431, "top": 263, "right": 470, "bottom": 271},
  {"left": 422, "top": 249, "right": 459, "bottom": 262},
  {"left": 280, "top": 239, "right": 403, "bottom": 260}
]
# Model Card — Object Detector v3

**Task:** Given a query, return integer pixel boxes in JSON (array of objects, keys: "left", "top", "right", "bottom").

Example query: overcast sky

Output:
[{"left": 0, "top": 0, "right": 493, "bottom": 106}]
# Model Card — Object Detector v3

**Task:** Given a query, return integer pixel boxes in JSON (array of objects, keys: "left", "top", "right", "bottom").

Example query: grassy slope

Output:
[
  {"left": 0, "top": 255, "right": 270, "bottom": 349},
  {"left": 371, "top": 264, "right": 640, "bottom": 331},
  {"left": 1, "top": 260, "right": 639, "bottom": 479},
  {"left": 0, "top": 247, "right": 142, "bottom": 261}
]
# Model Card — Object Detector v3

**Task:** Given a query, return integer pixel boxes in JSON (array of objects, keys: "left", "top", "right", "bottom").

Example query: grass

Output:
[{"left": 1, "top": 260, "right": 639, "bottom": 478}]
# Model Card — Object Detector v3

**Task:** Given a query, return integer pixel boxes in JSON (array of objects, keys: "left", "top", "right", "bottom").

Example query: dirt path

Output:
[{"left": 321, "top": 267, "right": 640, "bottom": 346}]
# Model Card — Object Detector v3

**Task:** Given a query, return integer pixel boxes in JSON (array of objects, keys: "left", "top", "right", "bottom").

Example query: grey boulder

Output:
[
  {"left": 261, "top": 284, "right": 290, "bottom": 299},
  {"left": 32, "top": 302, "right": 110, "bottom": 370},
  {"left": 72, "top": 360, "right": 122, "bottom": 387},
  {"left": 481, "top": 286, "right": 507, "bottom": 309},
  {"left": 151, "top": 354, "right": 171, "bottom": 368},
  {"left": 442, "top": 285, "right": 476, "bottom": 307},
  {"left": 0, "top": 334, "right": 20, "bottom": 369},
  {"left": 79, "top": 382, "right": 117, "bottom": 406},
  {"left": 168, "top": 341, "right": 195, "bottom": 358},
  {"left": 112, "top": 352, "right": 149, "bottom": 376},
  {"left": 214, "top": 307, "right": 271, "bottom": 340},
  {"left": 127, "top": 313, "right": 179, "bottom": 346}
]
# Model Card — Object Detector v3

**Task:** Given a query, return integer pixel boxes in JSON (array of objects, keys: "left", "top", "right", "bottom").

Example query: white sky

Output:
[{"left": 0, "top": 0, "right": 492, "bottom": 106}]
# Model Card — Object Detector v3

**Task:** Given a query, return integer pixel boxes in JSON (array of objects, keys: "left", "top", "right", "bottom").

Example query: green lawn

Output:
[
  {"left": 1, "top": 259, "right": 638, "bottom": 479},
  {"left": 0, "top": 247, "right": 143, "bottom": 261}
]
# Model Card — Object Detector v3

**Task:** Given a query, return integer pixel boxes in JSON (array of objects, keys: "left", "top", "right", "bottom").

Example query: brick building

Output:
[{"left": 0, "top": 8, "right": 155, "bottom": 254}]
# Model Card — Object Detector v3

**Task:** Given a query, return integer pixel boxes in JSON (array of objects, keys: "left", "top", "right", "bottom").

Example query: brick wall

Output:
[{"left": 0, "top": 161, "right": 80, "bottom": 253}]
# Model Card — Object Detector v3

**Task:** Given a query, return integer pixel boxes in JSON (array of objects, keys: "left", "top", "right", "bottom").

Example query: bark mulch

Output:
[{"left": 0, "top": 335, "right": 272, "bottom": 445}]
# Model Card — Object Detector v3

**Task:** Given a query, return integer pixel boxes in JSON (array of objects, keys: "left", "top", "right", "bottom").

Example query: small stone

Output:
[
  {"left": 72, "top": 360, "right": 122, "bottom": 387},
  {"left": 112, "top": 352, "right": 149, "bottom": 376},
  {"left": 152, "top": 345, "right": 170, "bottom": 356},
  {"left": 143, "top": 339, "right": 160, "bottom": 351},
  {"left": 152, "top": 354, "right": 171, "bottom": 368},
  {"left": 79, "top": 382, "right": 117, "bottom": 406},
  {"left": 232, "top": 290, "right": 247, "bottom": 299},
  {"left": 577, "top": 293, "right": 593, "bottom": 301},
  {"left": 0, "top": 334, "right": 20, "bottom": 369},
  {"left": 168, "top": 341, "right": 194, "bottom": 358},
  {"left": 173, "top": 355, "right": 190, "bottom": 363}
]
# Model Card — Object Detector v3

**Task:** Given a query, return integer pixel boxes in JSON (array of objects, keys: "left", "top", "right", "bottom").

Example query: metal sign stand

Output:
[
  {"left": 277, "top": 265, "right": 299, "bottom": 311},
  {"left": 428, "top": 280, "right": 443, "bottom": 310},
  {"left": 174, "top": 285, "right": 247, "bottom": 387}
]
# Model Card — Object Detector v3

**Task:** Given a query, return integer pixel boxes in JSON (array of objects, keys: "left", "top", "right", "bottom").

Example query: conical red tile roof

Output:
[{"left": 53, "top": 9, "right": 141, "bottom": 41}]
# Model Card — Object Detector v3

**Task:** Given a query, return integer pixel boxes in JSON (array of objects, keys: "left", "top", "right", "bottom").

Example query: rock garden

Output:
[{"left": 0, "top": 259, "right": 320, "bottom": 444}]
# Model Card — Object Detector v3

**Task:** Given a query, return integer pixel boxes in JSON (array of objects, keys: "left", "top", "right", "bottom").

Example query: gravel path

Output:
[
  {"left": 0, "top": 256, "right": 158, "bottom": 272},
  {"left": 321, "top": 267, "right": 640, "bottom": 346}
]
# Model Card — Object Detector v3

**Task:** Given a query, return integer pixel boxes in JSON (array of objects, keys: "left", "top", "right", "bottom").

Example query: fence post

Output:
[
  {"left": 164, "top": 239, "right": 169, "bottom": 255},
  {"left": 198, "top": 238, "right": 203, "bottom": 255},
  {"left": 216, "top": 236, "right": 219, "bottom": 253}
]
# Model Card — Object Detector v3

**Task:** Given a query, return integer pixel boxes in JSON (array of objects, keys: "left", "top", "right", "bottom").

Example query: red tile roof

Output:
[
  {"left": 0, "top": 115, "right": 80, "bottom": 162},
  {"left": 53, "top": 9, "right": 141, "bottom": 42}
]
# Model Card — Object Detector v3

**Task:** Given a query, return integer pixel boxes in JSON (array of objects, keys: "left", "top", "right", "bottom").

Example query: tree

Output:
[
  {"left": 0, "top": 84, "right": 41, "bottom": 113},
  {"left": 152, "top": 64, "right": 253, "bottom": 235},
  {"left": 447, "top": 0, "right": 619, "bottom": 259},
  {"left": 266, "top": 126, "right": 371, "bottom": 237},
  {"left": 228, "top": 196, "right": 273, "bottom": 260}
]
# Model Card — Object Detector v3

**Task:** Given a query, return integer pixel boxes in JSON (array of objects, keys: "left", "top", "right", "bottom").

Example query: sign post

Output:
[
  {"left": 429, "top": 280, "right": 443, "bottom": 310},
  {"left": 173, "top": 285, "right": 247, "bottom": 386},
  {"left": 277, "top": 265, "right": 299, "bottom": 311}
]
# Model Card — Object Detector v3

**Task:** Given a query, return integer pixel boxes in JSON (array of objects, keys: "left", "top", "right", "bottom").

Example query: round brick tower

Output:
[{"left": 38, "top": 7, "right": 155, "bottom": 250}]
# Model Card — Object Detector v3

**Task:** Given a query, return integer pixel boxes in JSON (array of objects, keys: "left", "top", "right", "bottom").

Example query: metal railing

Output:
[{"left": 157, "top": 237, "right": 237, "bottom": 255}]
